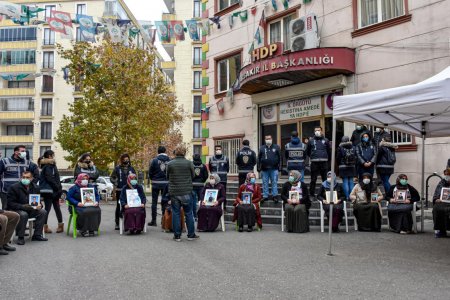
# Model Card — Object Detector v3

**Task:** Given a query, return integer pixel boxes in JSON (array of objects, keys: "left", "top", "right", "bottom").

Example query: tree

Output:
[{"left": 56, "top": 40, "right": 183, "bottom": 170}]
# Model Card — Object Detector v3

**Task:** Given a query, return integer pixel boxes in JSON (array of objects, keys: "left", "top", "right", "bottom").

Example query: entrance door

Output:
[
  {"left": 280, "top": 123, "right": 298, "bottom": 175},
  {"left": 301, "top": 119, "right": 321, "bottom": 141}
]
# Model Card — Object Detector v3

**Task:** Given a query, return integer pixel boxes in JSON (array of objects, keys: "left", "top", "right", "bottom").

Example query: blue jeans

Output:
[
  {"left": 342, "top": 177, "right": 355, "bottom": 200},
  {"left": 261, "top": 169, "right": 279, "bottom": 198},
  {"left": 380, "top": 174, "right": 391, "bottom": 194},
  {"left": 192, "top": 187, "right": 203, "bottom": 218},
  {"left": 171, "top": 193, "right": 195, "bottom": 238}
]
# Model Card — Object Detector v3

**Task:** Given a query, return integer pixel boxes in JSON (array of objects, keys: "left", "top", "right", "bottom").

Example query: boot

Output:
[
  {"left": 56, "top": 223, "right": 64, "bottom": 233},
  {"left": 44, "top": 224, "right": 53, "bottom": 234}
]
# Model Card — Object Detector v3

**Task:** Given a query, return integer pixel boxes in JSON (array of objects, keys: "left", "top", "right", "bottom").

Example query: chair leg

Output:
[
  {"left": 319, "top": 202, "right": 324, "bottom": 233},
  {"left": 119, "top": 218, "right": 123, "bottom": 235},
  {"left": 281, "top": 209, "right": 284, "bottom": 232},
  {"left": 66, "top": 215, "right": 72, "bottom": 236},
  {"left": 28, "top": 220, "right": 33, "bottom": 241},
  {"left": 221, "top": 215, "right": 225, "bottom": 232},
  {"left": 72, "top": 215, "right": 77, "bottom": 239},
  {"left": 344, "top": 202, "right": 349, "bottom": 233}
]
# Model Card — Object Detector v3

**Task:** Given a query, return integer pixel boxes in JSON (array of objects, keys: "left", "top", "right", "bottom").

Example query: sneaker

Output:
[
  {"left": 247, "top": 226, "right": 253, "bottom": 232},
  {"left": 435, "top": 230, "right": 447, "bottom": 238},
  {"left": 187, "top": 234, "right": 200, "bottom": 241},
  {"left": 2, "top": 244, "right": 16, "bottom": 251},
  {"left": 400, "top": 231, "right": 407, "bottom": 234},
  {"left": 238, "top": 227, "right": 243, "bottom": 232},
  {"left": 173, "top": 236, "right": 181, "bottom": 242},
  {"left": 0, "top": 247, "right": 8, "bottom": 255},
  {"left": 81, "top": 231, "right": 89, "bottom": 237},
  {"left": 17, "top": 237, "right": 25, "bottom": 245},
  {"left": 31, "top": 235, "right": 48, "bottom": 242}
]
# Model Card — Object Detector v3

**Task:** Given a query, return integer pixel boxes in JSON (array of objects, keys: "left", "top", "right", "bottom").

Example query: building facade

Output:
[
  {"left": 202, "top": 0, "right": 450, "bottom": 189},
  {"left": 0, "top": 0, "right": 167, "bottom": 169}
]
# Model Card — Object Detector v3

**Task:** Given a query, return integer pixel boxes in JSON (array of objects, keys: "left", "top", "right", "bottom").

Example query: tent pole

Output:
[
  {"left": 420, "top": 122, "right": 425, "bottom": 233},
  {"left": 327, "top": 118, "right": 337, "bottom": 256}
]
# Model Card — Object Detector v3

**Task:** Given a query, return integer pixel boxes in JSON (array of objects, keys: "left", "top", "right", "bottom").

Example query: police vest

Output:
[
  {"left": 285, "top": 142, "right": 306, "bottom": 170},
  {"left": 210, "top": 156, "right": 228, "bottom": 181},
  {"left": 1, "top": 158, "right": 31, "bottom": 193}
]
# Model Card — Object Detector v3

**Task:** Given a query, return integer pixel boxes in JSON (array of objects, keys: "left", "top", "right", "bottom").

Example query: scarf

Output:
[
  {"left": 75, "top": 173, "right": 88, "bottom": 187},
  {"left": 322, "top": 171, "right": 337, "bottom": 189},
  {"left": 245, "top": 172, "right": 256, "bottom": 192}
]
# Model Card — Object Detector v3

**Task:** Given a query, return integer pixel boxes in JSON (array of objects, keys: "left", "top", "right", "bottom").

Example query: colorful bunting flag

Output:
[
  {"left": 259, "top": 10, "right": 266, "bottom": 27},
  {"left": 185, "top": 19, "right": 199, "bottom": 41},
  {"left": 47, "top": 18, "right": 66, "bottom": 34},
  {"left": 248, "top": 42, "right": 254, "bottom": 54},
  {"left": 216, "top": 98, "right": 225, "bottom": 115},
  {"left": 52, "top": 10, "right": 73, "bottom": 28},
  {"left": 254, "top": 28, "right": 261, "bottom": 44},
  {"left": 271, "top": 0, "right": 278, "bottom": 11},
  {"left": 209, "top": 16, "right": 221, "bottom": 29},
  {"left": 171, "top": 21, "right": 185, "bottom": 41},
  {"left": 76, "top": 14, "right": 96, "bottom": 42},
  {"left": 282, "top": 0, "right": 289, "bottom": 9},
  {"left": 239, "top": 10, "right": 248, "bottom": 22},
  {"left": 0, "top": 1, "right": 21, "bottom": 19},
  {"left": 105, "top": 19, "right": 122, "bottom": 43},
  {"left": 128, "top": 27, "right": 140, "bottom": 39},
  {"left": 155, "top": 21, "right": 170, "bottom": 42}
]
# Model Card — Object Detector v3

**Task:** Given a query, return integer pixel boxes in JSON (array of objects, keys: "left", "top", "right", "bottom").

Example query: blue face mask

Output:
[
  {"left": 250, "top": 178, "right": 256, "bottom": 184},
  {"left": 130, "top": 180, "right": 138, "bottom": 186},
  {"left": 362, "top": 137, "right": 369, "bottom": 142},
  {"left": 288, "top": 176, "right": 295, "bottom": 183}
]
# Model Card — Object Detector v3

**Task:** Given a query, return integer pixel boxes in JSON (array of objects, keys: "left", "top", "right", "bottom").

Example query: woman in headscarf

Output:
[
  {"left": 281, "top": 170, "right": 310, "bottom": 233},
  {"left": 386, "top": 174, "right": 419, "bottom": 234},
  {"left": 317, "top": 171, "right": 346, "bottom": 232},
  {"left": 233, "top": 172, "right": 262, "bottom": 232},
  {"left": 350, "top": 173, "right": 384, "bottom": 231},
  {"left": 67, "top": 173, "right": 101, "bottom": 237},
  {"left": 197, "top": 173, "right": 225, "bottom": 232},
  {"left": 432, "top": 168, "right": 450, "bottom": 238},
  {"left": 119, "top": 173, "right": 147, "bottom": 234}
]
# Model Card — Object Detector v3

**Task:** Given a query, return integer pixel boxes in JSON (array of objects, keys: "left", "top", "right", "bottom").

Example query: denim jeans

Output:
[
  {"left": 152, "top": 184, "right": 166, "bottom": 221},
  {"left": 192, "top": 187, "right": 203, "bottom": 218},
  {"left": 342, "top": 177, "right": 355, "bottom": 200},
  {"left": 379, "top": 174, "right": 391, "bottom": 194},
  {"left": 171, "top": 193, "right": 195, "bottom": 238},
  {"left": 261, "top": 169, "right": 279, "bottom": 198}
]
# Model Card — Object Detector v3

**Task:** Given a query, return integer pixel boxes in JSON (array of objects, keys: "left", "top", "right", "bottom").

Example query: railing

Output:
[{"left": 425, "top": 172, "right": 443, "bottom": 208}]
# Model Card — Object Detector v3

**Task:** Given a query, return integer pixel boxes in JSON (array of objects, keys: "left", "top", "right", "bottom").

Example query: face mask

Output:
[
  {"left": 215, "top": 150, "right": 222, "bottom": 156},
  {"left": 315, "top": 131, "right": 321, "bottom": 137},
  {"left": 327, "top": 178, "right": 331, "bottom": 183},
  {"left": 288, "top": 176, "right": 295, "bottom": 183},
  {"left": 375, "top": 128, "right": 381, "bottom": 133},
  {"left": 81, "top": 179, "right": 89, "bottom": 186},
  {"left": 445, "top": 176, "right": 450, "bottom": 182},
  {"left": 19, "top": 151, "right": 27, "bottom": 159},
  {"left": 362, "top": 137, "right": 369, "bottom": 142},
  {"left": 250, "top": 178, "right": 256, "bottom": 184},
  {"left": 356, "top": 126, "right": 362, "bottom": 130},
  {"left": 123, "top": 160, "right": 130, "bottom": 165},
  {"left": 363, "top": 179, "right": 370, "bottom": 185},
  {"left": 130, "top": 179, "right": 138, "bottom": 186},
  {"left": 265, "top": 139, "right": 272, "bottom": 146},
  {"left": 85, "top": 160, "right": 91, "bottom": 165},
  {"left": 209, "top": 179, "right": 215, "bottom": 185},
  {"left": 21, "top": 179, "right": 30, "bottom": 185},
  {"left": 399, "top": 179, "right": 408, "bottom": 186}
]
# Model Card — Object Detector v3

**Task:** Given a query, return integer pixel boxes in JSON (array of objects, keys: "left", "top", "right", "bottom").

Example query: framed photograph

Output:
[
  {"left": 126, "top": 189, "right": 141, "bottom": 208},
  {"left": 440, "top": 187, "right": 450, "bottom": 203},
  {"left": 242, "top": 192, "right": 252, "bottom": 205},
  {"left": 80, "top": 188, "right": 96, "bottom": 206},
  {"left": 289, "top": 191, "right": 300, "bottom": 204},
  {"left": 29, "top": 194, "right": 40, "bottom": 208},
  {"left": 203, "top": 189, "right": 218, "bottom": 206},
  {"left": 325, "top": 191, "right": 338, "bottom": 204},
  {"left": 371, "top": 193, "right": 379, "bottom": 202},
  {"left": 395, "top": 190, "right": 407, "bottom": 203}
]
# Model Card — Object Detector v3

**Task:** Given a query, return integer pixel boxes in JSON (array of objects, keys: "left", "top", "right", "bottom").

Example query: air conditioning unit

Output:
[{"left": 289, "top": 13, "right": 319, "bottom": 52}]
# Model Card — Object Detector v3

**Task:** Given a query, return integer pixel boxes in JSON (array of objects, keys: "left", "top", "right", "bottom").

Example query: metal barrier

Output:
[{"left": 425, "top": 172, "right": 442, "bottom": 208}]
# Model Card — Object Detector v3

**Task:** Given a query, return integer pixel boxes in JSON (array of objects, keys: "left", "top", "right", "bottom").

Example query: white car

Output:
[{"left": 60, "top": 176, "right": 113, "bottom": 200}]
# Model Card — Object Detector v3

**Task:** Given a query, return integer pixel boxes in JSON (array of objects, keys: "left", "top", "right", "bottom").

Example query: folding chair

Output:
[{"left": 319, "top": 201, "right": 349, "bottom": 233}]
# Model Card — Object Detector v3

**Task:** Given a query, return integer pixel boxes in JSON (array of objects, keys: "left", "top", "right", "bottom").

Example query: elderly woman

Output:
[
  {"left": 432, "top": 168, "right": 450, "bottom": 238},
  {"left": 317, "top": 172, "right": 346, "bottom": 232},
  {"left": 233, "top": 172, "right": 262, "bottom": 232},
  {"left": 281, "top": 170, "right": 310, "bottom": 233},
  {"left": 386, "top": 174, "right": 419, "bottom": 234},
  {"left": 67, "top": 173, "right": 101, "bottom": 237},
  {"left": 350, "top": 173, "right": 384, "bottom": 232},
  {"left": 197, "top": 173, "right": 225, "bottom": 232},
  {"left": 119, "top": 174, "right": 146, "bottom": 234}
]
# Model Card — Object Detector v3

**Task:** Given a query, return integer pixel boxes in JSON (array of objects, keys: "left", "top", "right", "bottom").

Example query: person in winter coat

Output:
[
  {"left": 39, "top": 150, "right": 63, "bottom": 234},
  {"left": 317, "top": 172, "right": 347, "bottom": 232},
  {"left": 110, "top": 153, "right": 136, "bottom": 230},
  {"left": 337, "top": 136, "right": 357, "bottom": 200},
  {"left": 148, "top": 146, "right": 171, "bottom": 226},
  {"left": 305, "top": 126, "right": 331, "bottom": 197},
  {"left": 432, "top": 168, "right": 450, "bottom": 238},
  {"left": 235, "top": 140, "right": 257, "bottom": 186},
  {"left": 284, "top": 131, "right": 307, "bottom": 182},
  {"left": 119, "top": 173, "right": 147, "bottom": 234},
  {"left": 373, "top": 127, "right": 391, "bottom": 149},
  {"left": 356, "top": 132, "right": 377, "bottom": 180},
  {"left": 192, "top": 154, "right": 208, "bottom": 219},
  {"left": 257, "top": 135, "right": 282, "bottom": 203},
  {"left": 376, "top": 136, "right": 398, "bottom": 194},
  {"left": 281, "top": 170, "right": 310, "bottom": 233},
  {"left": 73, "top": 153, "right": 99, "bottom": 183},
  {"left": 351, "top": 124, "right": 370, "bottom": 146}
]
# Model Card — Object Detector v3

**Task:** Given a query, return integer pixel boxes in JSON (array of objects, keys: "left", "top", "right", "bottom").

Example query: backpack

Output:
[
  {"left": 385, "top": 148, "right": 396, "bottom": 165},
  {"left": 343, "top": 148, "right": 356, "bottom": 165}
]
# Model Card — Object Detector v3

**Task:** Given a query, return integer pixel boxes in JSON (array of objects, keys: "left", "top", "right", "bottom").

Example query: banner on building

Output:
[
  {"left": 171, "top": 21, "right": 185, "bottom": 41},
  {"left": 155, "top": 21, "right": 170, "bottom": 42},
  {"left": 76, "top": 14, "right": 96, "bottom": 42},
  {"left": 279, "top": 96, "right": 322, "bottom": 120},
  {"left": 185, "top": 20, "right": 199, "bottom": 41}
]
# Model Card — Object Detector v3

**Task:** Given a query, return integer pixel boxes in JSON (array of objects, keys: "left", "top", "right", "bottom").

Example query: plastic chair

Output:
[
  {"left": 281, "top": 202, "right": 285, "bottom": 232},
  {"left": 11, "top": 217, "right": 45, "bottom": 243},
  {"left": 119, "top": 200, "right": 148, "bottom": 235},
  {"left": 66, "top": 201, "right": 100, "bottom": 238},
  {"left": 220, "top": 202, "right": 225, "bottom": 232},
  {"left": 319, "top": 201, "right": 349, "bottom": 233}
]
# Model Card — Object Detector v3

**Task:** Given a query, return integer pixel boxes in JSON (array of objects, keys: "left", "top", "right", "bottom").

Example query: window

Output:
[
  {"left": 193, "top": 95, "right": 202, "bottom": 113},
  {"left": 76, "top": 27, "right": 86, "bottom": 42},
  {"left": 0, "top": 145, "right": 32, "bottom": 159},
  {"left": 41, "top": 98, "right": 53, "bottom": 116},
  {"left": 193, "top": 145, "right": 202, "bottom": 156},
  {"left": 7, "top": 81, "right": 35, "bottom": 88},
  {"left": 45, "top": 5, "right": 56, "bottom": 21},
  {"left": 358, "top": 0, "right": 405, "bottom": 28},
  {"left": 193, "top": 71, "right": 201, "bottom": 89},
  {"left": 193, "top": 0, "right": 201, "bottom": 18},
  {"left": 0, "top": 50, "right": 36, "bottom": 65},
  {"left": 7, "top": 125, "right": 33, "bottom": 136},
  {"left": 40, "top": 146, "right": 51, "bottom": 156},
  {"left": 77, "top": 4, "right": 87, "bottom": 15},
  {"left": 217, "top": 53, "right": 241, "bottom": 93},
  {"left": 367, "top": 125, "right": 412, "bottom": 145},
  {"left": 43, "top": 52, "right": 54, "bottom": 69},
  {"left": 218, "top": 0, "right": 240, "bottom": 11},
  {"left": 193, "top": 47, "right": 202, "bottom": 66},
  {"left": 41, "top": 122, "right": 52, "bottom": 139},
  {"left": 42, "top": 75, "right": 53, "bottom": 93},
  {"left": 215, "top": 138, "right": 241, "bottom": 174},
  {"left": 0, "top": 98, "right": 34, "bottom": 111},
  {"left": 43, "top": 28, "right": 55, "bottom": 45},
  {"left": 0, "top": 27, "right": 37, "bottom": 42},
  {"left": 268, "top": 14, "right": 294, "bottom": 51},
  {"left": 193, "top": 120, "right": 201, "bottom": 138}
]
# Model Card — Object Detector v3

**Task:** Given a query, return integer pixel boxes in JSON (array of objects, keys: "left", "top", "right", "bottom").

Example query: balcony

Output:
[
  {"left": 162, "top": 13, "right": 177, "bottom": 21},
  {"left": 163, "top": 0, "right": 175, "bottom": 13},
  {"left": 0, "top": 64, "right": 36, "bottom": 73},
  {"left": 0, "top": 111, "right": 34, "bottom": 120},
  {"left": 0, "top": 135, "right": 33, "bottom": 143},
  {"left": 0, "top": 41, "right": 37, "bottom": 49},
  {"left": 0, "top": 88, "right": 35, "bottom": 96},
  {"left": 161, "top": 61, "right": 176, "bottom": 70}
]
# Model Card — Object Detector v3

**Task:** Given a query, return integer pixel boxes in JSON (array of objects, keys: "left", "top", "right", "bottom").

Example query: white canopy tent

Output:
[{"left": 325, "top": 66, "right": 450, "bottom": 255}]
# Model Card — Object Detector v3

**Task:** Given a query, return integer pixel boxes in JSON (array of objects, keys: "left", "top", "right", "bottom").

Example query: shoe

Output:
[
  {"left": 31, "top": 235, "right": 48, "bottom": 241},
  {"left": 187, "top": 234, "right": 200, "bottom": 241},
  {"left": 261, "top": 198, "right": 267, "bottom": 204},
  {"left": 56, "top": 223, "right": 64, "bottom": 233},
  {"left": 148, "top": 221, "right": 157, "bottom": 227},
  {"left": 2, "top": 244, "right": 16, "bottom": 251},
  {"left": 44, "top": 224, "right": 53, "bottom": 234},
  {"left": 115, "top": 224, "right": 120, "bottom": 230},
  {"left": 0, "top": 247, "right": 8, "bottom": 255},
  {"left": 435, "top": 230, "right": 447, "bottom": 238},
  {"left": 273, "top": 196, "right": 279, "bottom": 204},
  {"left": 400, "top": 231, "right": 407, "bottom": 234},
  {"left": 247, "top": 226, "right": 253, "bottom": 232},
  {"left": 89, "top": 231, "right": 95, "bottom": 237},
  {"left": 17, "top": 237, "right": 25, "bottom": 245},
  {"left": 173, "top": 236, "right": 181, "bottom": 242},
  {"left": 238, "top": 227, "right": 243, "bottom": 232},
  {"left": 81, "top": 231, "right": 89, "bottom": 237}
]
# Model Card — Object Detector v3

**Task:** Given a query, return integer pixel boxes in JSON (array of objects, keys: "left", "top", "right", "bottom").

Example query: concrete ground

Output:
[{"left": 1, "top": 202, "right": 449, "bottom": 300}]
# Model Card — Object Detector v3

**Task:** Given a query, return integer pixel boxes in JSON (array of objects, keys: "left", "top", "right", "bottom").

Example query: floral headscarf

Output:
[
  {"left": 75, "top": 173, "right": 89, "bottom": 186},
  {"left": 127, "top": 173, "right": 137, "bottom": 188},
  {"left": 245, "top": 172, "right": 256, "bottom": 192}
]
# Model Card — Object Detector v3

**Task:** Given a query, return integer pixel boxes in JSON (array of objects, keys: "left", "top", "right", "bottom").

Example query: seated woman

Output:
[
  {"left": 233, "top": 173, "right": 262, "bottom": 232},
  {"left": 281, "top": 170, "right": 310, "bottom": 233},
  {"left": 350, "top": 173, "right": 384, "bottom": 232},
  {"left": 317, "top": 172, "right": 346, "bottom": 232},
  {"left": 386, "top": 174, "right": 419, "bottom": 234},
  {"left": 197, "top": 173, "right": 225, "bottom": 232},
  {"left": 432, "top": 168, "right": 450, "bottom": 238},
  {"left": 119, "top": 174, "right": 147, "bottom": 234},
  {"left": 67, "top": 173, "right": 101, "bottom": 237}
]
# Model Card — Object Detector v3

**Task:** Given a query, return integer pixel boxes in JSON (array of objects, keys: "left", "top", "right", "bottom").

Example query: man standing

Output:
[
  {"left": 285, "top": 131, "right": 306, "bottom": 182},
  {"left": 0, "top": 145, "right": 39, "bottom": 209},
  {"left": 208, "top": 145, "right": 229, "bottom": 210},
  {"left": 257, "top": 135, "right": 282, "bottom": 203},
  {"left": 373, "top": 127, "right": 391, "bottom": 149},
  {"left": 351, "top": 124, "right": 370, "bottom": 146},
  {"left": 0, "top": 209, "right": 19, "bottom": 255},
  {"left": 166, "top": 145, "right": 198, "bottom": 242},
  {"left": 236, "top": 140, "right": 257, "bottom": 186},
  {"left": 306, "top": 126, "right": 331, "bottom": 197},
  {"left": 7, "top": 171, "right": 47, "bottom": 245},
  {"left": 148, "top": 146, "right": 171, "bottom": 226}
]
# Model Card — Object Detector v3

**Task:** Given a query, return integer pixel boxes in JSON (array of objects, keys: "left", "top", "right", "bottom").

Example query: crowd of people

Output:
[{"left": 0, "top": 129, "right": 449, "bottom": 254}]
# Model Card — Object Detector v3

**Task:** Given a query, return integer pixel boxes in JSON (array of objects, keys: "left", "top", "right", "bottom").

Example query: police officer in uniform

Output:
[
  {"left": 148, "top": 146, "right": 171, "bottom": 226},
  {"left": 208, "top": 145, "right": 229, "bottom": 209},
  {"left": 235, "top": 140, "right": 257, "bottom": 186},
  {"left": 306, "top": 126, "right": 331, "bottom": 197},
  {"left": 284, "top": 131, "right": 306, "bottom": 182}
]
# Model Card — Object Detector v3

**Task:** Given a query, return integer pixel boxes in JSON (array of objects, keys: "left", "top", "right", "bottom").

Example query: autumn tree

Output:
[{"left": 56, "top": 40, "right": 183, "bottom": 170}]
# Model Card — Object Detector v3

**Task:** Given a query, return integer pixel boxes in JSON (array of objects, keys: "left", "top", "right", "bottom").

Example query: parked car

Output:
[{"left": 60, "top": 176, "right": 113, "bottom": 201}]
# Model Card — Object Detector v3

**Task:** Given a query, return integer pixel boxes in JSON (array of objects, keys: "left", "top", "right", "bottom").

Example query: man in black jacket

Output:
[
  {"left": 192, "top": 154, "right": 208, "bottom": 219},
  {"left": 148, "top": 146, "right": 171, "bottom": 226},
  {"left": 351, "top": 124, "right": 370, "bottom": 146},
  {"left": 306, "top": 126, "right": 331, "bottom": 197},
  {"left": 208, "top": 145, "right": 230, "bottom": 192},
  {"left": 257, "top": 135, "right": 282, "bottom": 203},
  {"left": 7, "top": 171, "right": 47, "bottom": 245},
  {"left": 236, "top": 140, "right": 257, "bottom": 186}
]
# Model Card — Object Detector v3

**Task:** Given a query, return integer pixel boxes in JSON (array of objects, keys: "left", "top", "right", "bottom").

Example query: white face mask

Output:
[
  {"left": 315, "top": 131, "right": 321, "bottom": 137},
  {"left": 265, "top": 139, "right": 272, "bottom": 146},
  {"left": 375, "top": 128, "right": 381, "bottom": 133},
  {"left": 209, "top": 179, "right": 216, "bottom": 185},
  {"left": 215, "top": 150, "right": 222, "bottom": 156},
  {"left": 363, "top": 179, "right": 370, "bottom": 185},
  {"left": 19, "top": 151, "right": 27, "bottom": 159},
  {"left": 81, "top": 179, "right": 89, "bottom": 186},
  {"left": 326, "top": 178, "right": 331, "bottom": 183}
]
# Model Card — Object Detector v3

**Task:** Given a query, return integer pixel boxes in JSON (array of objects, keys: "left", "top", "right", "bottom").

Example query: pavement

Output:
[{"left": 1, "top": 202, "right": 449, "bottom": 300}]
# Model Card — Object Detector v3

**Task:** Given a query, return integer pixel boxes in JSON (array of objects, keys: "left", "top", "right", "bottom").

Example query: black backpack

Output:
[
  {"left": 385, "top": 148, "right": 396, "bottom": 165},
  {"left": 343, "top": 148, "right": 356, "bottom": 165}
]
